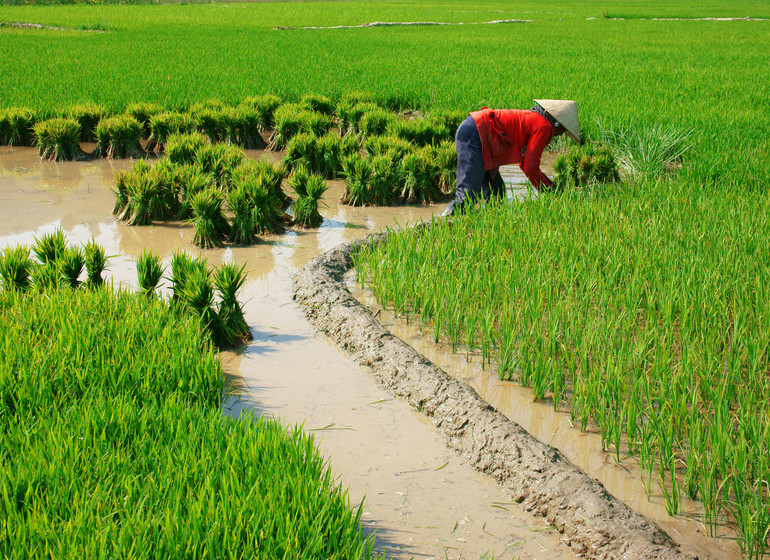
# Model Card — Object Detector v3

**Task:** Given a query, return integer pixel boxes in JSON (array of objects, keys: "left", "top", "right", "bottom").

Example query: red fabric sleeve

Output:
[{"left": 519, "top": 123, "right": 553, "bottom": 189}]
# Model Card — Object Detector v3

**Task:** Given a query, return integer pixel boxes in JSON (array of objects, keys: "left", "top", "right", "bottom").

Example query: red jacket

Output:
[{"left": 471, "top": 108, "right": 553, "bottom": 188}]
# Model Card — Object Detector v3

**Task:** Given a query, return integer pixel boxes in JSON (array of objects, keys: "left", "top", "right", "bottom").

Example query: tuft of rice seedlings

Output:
[
  {"left": 400, "top": 149, "right": 443, "bottom": 204},
  {"left": 234, "top": 105, "right": 267, "bottom": 149},
  {"left": 195, "top": 106, "right": 239, "bottom": 145},
  {"left": 268, "top": 103, "right": 305, "bottom": 150},
  {"left": 31, "top": 262, "right": 61, "bottom": 292},
  {"left": 175, "top": 164, "right": 214, "bottom": 220},
  {"left": 0, "top": 245, "right": 34, "bottom": 292},
  {"left": 123, "top": 162, "right": 159, "bottom": 226},
  {"left": 147, "top": 159, "right": 185, "bottom": 219},
  {"left": 179, "top": 263, "right": 221, "bottom": 338},
  {"left": 318, "top": 133, "right": 357, "bottom": 179},
  {"left": 300, "top": 93, "right": 335, "bottom": 116},
  {"left": 359, "top": 108, "right": 397, "bottom": 137},
  {"left": 84, "top": 239, "right": 108, "bottom": 289},
  {"left": 340, "top": 155, "right": 373, "bottom": 206},
  {"left": 136, "top": 250, "right": 164, "bottom": 297},
  {"left": 145, "top": 111, "right": 197, "bottom": 153},
  {"left": 213, "top": 261, "right": 250, "bottom": 345},
  {"left": 387, "top": 119, "right": 449, "bottom": 147},
  {"left": 113, "top": 169, "right": 131, "bottom": 216},
  {"left": 189, "top": 188, "right": 229, "bottom": 249},
  {"left": 232, "top": 162, "right": 286, "bottom": 234},
  {"left": 433, "top": 140, "right": 458, "bottom": 193},
  {"left": 33, "top": 118, "right": 85, "bottom": 161},
  {"left": 369, "top": 153, "right": 402, "bottom": 205},
  {"left": 239, "top": 94, "right": 282, "bottom": 129},
  {"left": 364, "top": 134, "right": 413, "bottom": 159},
  {"left": 169, "top": 251, "right": 201, "bottom": 304},
  {"left": 335, "top": 98, "right": 379, "bottom": 135},
  {"left": 94, "top": 115, "right": 144, "bottom": 158},
  {"left": 553, "top": 144, "right": 621, "bottom": 188},
  {"left": 66, "top": 102, "right": 107, "bottom": 142},
  {"left": 195, "top": 143, "right": 244, "bottom": 191},
  {"left": 428, "top": 109, "right": 468, "bottom": 138},
  {"left": 33, "top": 229, "right": 67, "bottom": 266},
  {"left": 58, "top": 246, "right": 85, "bottom": 289},
  {"left": 125, "top": 101, "right": 164, "bottom": 138},
  {"left": 303, "top": 111, "right": 333, "bottom": 137},
  {"left": 283, "top": 132, "right": 319, "bottom": 173},
  {"left": 0, "top": 107, "right": 36, "bottom": 146},
  {"left": 289, "top": 166, "right": 327, "bottom": 228},
  {"left": 227, "top": 186, "right": 256, "bottom": 245},
  {"left": 166, "top": 131, "right": 210, "bottom": 165}
]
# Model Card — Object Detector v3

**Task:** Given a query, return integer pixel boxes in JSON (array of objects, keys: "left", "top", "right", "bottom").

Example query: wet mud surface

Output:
[{"left": 1, "top": 146, "right": 577, "bottom": 559}]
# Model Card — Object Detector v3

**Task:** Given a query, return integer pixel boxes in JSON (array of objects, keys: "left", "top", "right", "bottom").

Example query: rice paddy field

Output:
[{"left": 1, "top": 0, "right": 769, "bottom": 558}]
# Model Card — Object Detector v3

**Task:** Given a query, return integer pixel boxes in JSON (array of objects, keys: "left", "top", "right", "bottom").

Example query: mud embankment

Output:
[{"left": 293, "top": 231, "right": 695, "bottom": 560}]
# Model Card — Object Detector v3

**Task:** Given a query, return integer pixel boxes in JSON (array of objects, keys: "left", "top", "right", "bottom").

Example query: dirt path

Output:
[{"left": 0, "top": 146, "right": 578, "bottom": 559}]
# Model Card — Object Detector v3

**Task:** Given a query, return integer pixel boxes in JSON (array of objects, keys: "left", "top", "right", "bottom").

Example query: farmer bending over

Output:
[{"left": 443, "top": 99, "right": 581, "bottom": 216}]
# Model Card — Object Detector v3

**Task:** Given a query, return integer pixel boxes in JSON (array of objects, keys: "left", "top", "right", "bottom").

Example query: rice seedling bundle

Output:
[
  {"left": 171, "top": 163, "right": 213, "bottom": 220},
  {"left": 226, "top": 186, "right": 256, "bottom": 246},
  {"left": 165, "top": 131, "right": 210, "bottom": 165},
  {"left": 340, "top": 155, "right": 373, "bottom": 207},
  {"left": 33, "top": 117, "right": 84, "bottom": 162},
  {"left": 65, "top": 102, "right": 107, "bottom": 142},
  {"left": 358, "top": 108, "right": 397, "bottom": 137},
  {"left": 399, "top": 149, "right": 443, "bottom": 204},
  {"left": 553, "top": 144, "right": 621, "bottom": 188},
  {"left": 136, "top": 250, "right": 164, "bottom": 297},
  {"left": 387, "top": 119, "right": 449, "bottom": 147},
  {"left": 125, "top": 101, "right": 165, "bottom": 138},
  {"left": 289, "top": 166, "right": 327, "bottom": 228},
  {"left": 318, "top": 132, "right": 358, "bottom": 179},
  {"left": 189, "top": 188, "right": 229, "bottom": 249},
  {"left": 145, "top": 111, "right": 197, "bottom": 153},
  {"left": 300, "top": 93, "right": 335, "bottom": 116},
  {"left": 32, "top": 229, "right": 67, "bottom": 266},
  {"left": 267, "top": 103, "right": 305, "bottom": 150},
  {"left": 335, "top": 100, "right": 374, "bottom": 136},
  {"left": 238, "top": 93, "right": 281, "bottom": 129},
  {"left": 369, "top": 153, "right": 403, "bottom": 205},
  {"left": 0, "top": 107, "right": 36, "bottom": 146},
  {"left": 283, "top": 131, "right": 319, "bottom": 173},
  {"left": 364, "top": 134, "right": 413, "bottom": 160},
  {"left": 58, "top": 246, "right": 85, "bottom": 288},
  {"left": 428, "top": 109, "right": 468, "bottom": 138},
  {"left": 303, "top": 110, "right": 334, "bottom": 137},
  {"left": 194, "top": 106, "right": 239, "bottom": 145},
  {"left": 431, "top": 140, "right": 458, "bottom": 193},
  {"left": 83, "top": 239, "right": 108, "bottom": 289},
  {"left": 231, "top": 161, "right": 286, "bottom": 234},
  {"left": 94, "top": 115, "right": 144, "bottom": 159},
  {"left": 233, "top": 105, "right": 267, "bottom": 149},
  {"left": 194, "top": 143, "right": 244, "bottom": 191},
  {"left": 0, "top": 246, "right": 34, "bottom": 292},
  {"left": 212, "top": 261, "right": 250, "bottom": 345}
]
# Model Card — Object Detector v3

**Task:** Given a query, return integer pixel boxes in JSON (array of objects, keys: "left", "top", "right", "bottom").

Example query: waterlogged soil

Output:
[{"left": 0, "top": 146, "right": 577, "bottom": 559}]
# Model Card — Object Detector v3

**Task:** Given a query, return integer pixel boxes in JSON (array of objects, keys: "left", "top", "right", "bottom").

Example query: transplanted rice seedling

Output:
[
  {"left": 195, "top": 143, "right": 244, "bottom": 190},
  {"left": 58, "top": 246, "right": 85, "bottom": 288},
  {"left": 125, "top": 101, "right": 164, "bottom": 138},
  {"left": 32, "top": 229, "right": 67, "bottom": 266},
  {"left": 268, "top": 104, "right": 332, "bottom": 150},
  {"left": 400, "top": 149, "right": 443, "bottom": 203},
  {"left": 33, "top": 118, "right": 85, "bottom": 161},
  {"left": 189, "top": 188, "right": 229, "bottom": 248},
  {"left": 553, "top": 144, "right": 621, "bottom": 188},
  {"left": 136, "top": 250, "right": 164, "bottom": 296},
  {"left": 227, "top": 186, "right": 256, "bottom": 245},
  {"left": 289, "top": 166, "right": 328, "bottom": 228},
  {"left": 65, "top": 102, "right": 107, "bottom": 142},
  {"left": 283, "top": 132, "right": 319, "bottom": 173},
  {"left": 340, "top": 155, "right": 373, "bottom": 206},
  {"left": 387, "top": 118, "right": 449, "bottom": 147},
  {"left": 166, "top": 131, "right": 210, "bottom": 165},
  {"left": 359, "top": 108, "right": 397, "bottom": 137},
  {"left": 364, "top": 134, "right": 414, "bottom": 160},
  {"left": 369, "top": 152, "right": 403, "bottom": 205},
  {"left": 430, "top": 140, "right": 458, "bottom": 194},
  {"left": 0, "top": 245, "right": 34, "bottom": 292},
  {"left": 239, "top": 93, "right": 281, "bottom": 129},
  {"left": 428, "top": 109, "right": 468, "bottom": 138},
  {"left": 300, "top": 93, "right": 335, "bottom": 116},
  {"left": 194, "top": 106, "right": 239, "bottom": 145},
  {"left": 0, "top": 107, "right": 36, "bottom": 146},
  {"left": 84, "top": 238, "right": 108, "bottom": 288},
  {"left": 241, "top": 158, "right": 290, "bottom": 208},
  {"left": 115, "top": 159, "right": 156, "bottom": 225},
  {"left": 145, "top": 111, "right": 197, "bottom": 153},
  {"left": 213, "top": 261, "right": 251, "bottom": 345},
  {"left": 234, "top": 104, "right": 267, "bottom": 149},
  {"left": 94, "top": 114, "right": 144, "bottom": 158},
  {"left": 231, "top": 161, "right": 286, "bottom": 234}
]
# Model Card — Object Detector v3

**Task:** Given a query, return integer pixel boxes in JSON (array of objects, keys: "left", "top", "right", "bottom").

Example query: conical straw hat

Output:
[{"left": 534, "top": 99, "right": 580, "bottom": 143}]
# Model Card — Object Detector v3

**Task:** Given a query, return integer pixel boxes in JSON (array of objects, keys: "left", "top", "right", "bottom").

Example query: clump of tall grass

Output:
[
  {"left": 553, "top": 144, "right": 621, "bottom": 188},
  {"left": 145, "top": 111, "right": 197, "bottom": 153},
  {"left": 289, "top": 166, "right": 327, "bottom": 228},
  {"left": 33, "top": 118, "right": 85, "bottom": 161},
  {"left": 65, "top": 102, "right": 107, "bottom": 142},
  {"left": 136, "top": 250, "right": 164, "bottom": 296},
  {"left": 189, "top": 188, "right": 229, "bottom": 248},
  {"left": 166, "top": 131, "right": 210, "bottom": 165},
  {"left": 125, "top": 101, "right": 164, "bottom": 138},
  {"left": 0, "top": 246, "right": 34, "bottom": 292},
  {"left": 0, "top": 107, "right": 36, "bottom": 146},
  {"left": 95, "top": 115, "right": 144, "bottom": 158},
  {"left": 598, "top": 122, "right": 694, "bottom": 179}
]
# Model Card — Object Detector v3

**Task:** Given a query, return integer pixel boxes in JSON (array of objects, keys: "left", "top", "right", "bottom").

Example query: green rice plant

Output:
[
  {"left": 166, "top": 131, "right": 210, "bottom": 165},
  {"left": 146, "top": 158, "right": 185, "bottom": 220},
  {"left": 175, "top": 163, "right": 216, "bottom": 220},
  {"left": 125, "top": 101, "right": 164, "bottom": 138},
  {"left": 290, "top": 166, "right": 327, "bottom": 228},
  {"left": 145, "top": 111, "right": 197, "bottom": 153},
  {"left": 300, "top": 93, "right": 335, "bottom": 116},
  {"left": 432, "top": 140, "right": 458, "bottom": 194},
  {"left": 244, "top": 158, "right": 289, "bottom": 208},
  {"left": 304, "top": 110, "right": 334, "bottom": 137},
  {"left": 428, "top": 109, "right": 467, "bottom": 138},
  {"left": 336, "top": 99, "right": 380, "bottom": 136},
  {"left": 136, "top": 250, "right": 164, "bottom": 297},
  {"left": 369, "top": 153, "right": 402, "bottom": 205},
  {"left": 387, "top": 118, "right": 449, "bottom": 147},
  {"left": 0, "top": 107, "right": 36, "bottom": 146},
  {"left": 232, "top": 161, "right": 286, "bottom": 234},
  {"left": 33, "top": 118, "right": 84, "bottom": 162},
  {"left": 213, "top": 261, "right": 250, "bottom": 345},
  {"left": 120, "top": 160, "right": 158, "bottom": 225},
  {"left": 30, "top": 262, "right": 61, "bottom": 292},
  {"left": 94, "top": 115, "right": 144, "bottom": 158},
  {"left": 83, "top": 239, "right": 108, "bottom": 289},
  {"left": 32, "top": 229, "right": 67, "bottom": 266},
  {"left": 318, "top": 132, "right": 355, "bottom": 179},
  {"left": 364, "top": 134, "right": 413, "bottom": 159},
  {"left": 234, "top": 104, "right": 267, "bottom": 149},
  {"left": 0, "top": 245, "right": 34, "bottom": 292},
  {"left": 168, "top": 251, "right": 204, "bottom": 304},
  {"left": 553, "top": 144, "right": 621, "bottom": 188},
  {"left": 239, "top": 93, "right": 281, "bottom": 129},
  {"left": 194, "top": 143, "right": 244, "bottom": 190},
  {"left": 178, "top": 263, "right": 220, "bottom": 339},
  {"left": 598, "top": 122, "right": 694, "bottom": 180},
  {"left": 227, "top": 186, "right": 256, "bottom": 245},
  {"left": 267, "top": 103, "right": 305, "bottom": 150},
  {"left": 189, "top": 188, "right": 229, "bottom": 249},
  {"left": 400, "top": 149, "right": 443, "bottom": 203},
  {"left": 194, "top": 106, "right": 239, "bottom": 145},
  {"left": 359, "top": 108, "right": 397, "bottom": 137},
  {"left": 340, "top": 154, "right": 373, "bottom": 206},
  {"left": 58, "top": 246, "right": 85, "bottom": 289},
  {"left": 65, "top": 102, "right": 107, "bottom": 142},
  {"left": 283, "top": 132, "right": 319, "bottom": 173}
]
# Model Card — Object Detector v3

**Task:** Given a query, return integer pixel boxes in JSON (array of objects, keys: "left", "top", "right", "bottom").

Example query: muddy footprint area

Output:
[{"left": 1, "top": 146, "right": 581, "bottom": 560}]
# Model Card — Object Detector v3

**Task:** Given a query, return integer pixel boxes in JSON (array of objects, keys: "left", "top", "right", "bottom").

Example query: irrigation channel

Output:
[{"left": 0, "top": 146, "right": 741, "bottom": 559}]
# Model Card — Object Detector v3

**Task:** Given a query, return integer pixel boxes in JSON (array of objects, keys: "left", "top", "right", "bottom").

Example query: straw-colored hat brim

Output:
[{"left": 534, "top": 99, "right": 580, "bottom": 143}]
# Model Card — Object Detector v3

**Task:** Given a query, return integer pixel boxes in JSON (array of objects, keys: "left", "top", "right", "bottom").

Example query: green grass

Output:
[{"left": 0, "top": 286, "right": 377, "bottom": 559}]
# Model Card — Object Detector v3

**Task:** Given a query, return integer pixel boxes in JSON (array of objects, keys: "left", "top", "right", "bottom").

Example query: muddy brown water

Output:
[{"left": 0, "top": 145, "right": 742, "bottom": 559}]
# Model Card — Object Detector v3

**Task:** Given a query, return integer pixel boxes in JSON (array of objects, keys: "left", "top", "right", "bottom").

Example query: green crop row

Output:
[{"left": 0, "top": 273, "right": 376, "bottom": 559}]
